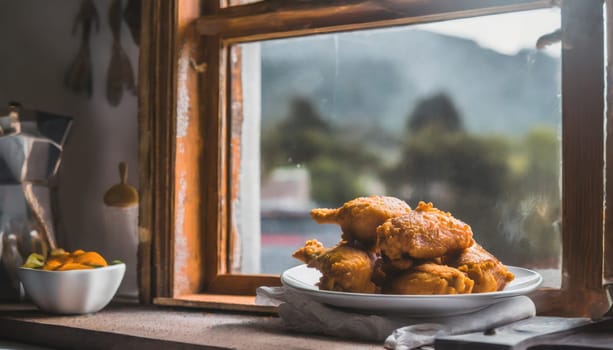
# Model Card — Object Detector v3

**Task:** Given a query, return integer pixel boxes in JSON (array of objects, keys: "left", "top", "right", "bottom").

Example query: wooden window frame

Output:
[{"left": 139, "top": 0, "right": 612, "bottom": 316}]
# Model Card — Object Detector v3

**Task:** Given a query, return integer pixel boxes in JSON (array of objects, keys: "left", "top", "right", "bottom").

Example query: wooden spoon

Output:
[{"left": 104, "top": 162, "right": 138, "bottom": 208}]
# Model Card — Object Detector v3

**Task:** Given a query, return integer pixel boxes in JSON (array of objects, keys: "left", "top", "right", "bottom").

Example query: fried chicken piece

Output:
[
  {"left": 371, "top": 253, "right": 412, "bottom": 289},
  {"left": 380, "top": 253, "right": 414, "bottom": 271},
  {"left": 311, "top": 196, "right": 411, "bottom": 249},
  {"left": 292, "top": 239, "right": 325, "bottom": 264},
  {"left": 371, "top": 255, "right": 389, "bottom": 288},
  {"left": 303, "top": 242, "right": 377, "bottom": 294},
  {"left": 443, "top": 243, "right": 515, "bottom": 293},
  {"left": 385, "top": 263, "right": 474, "bottom": 295},
  {"left": 377, "top": 201, "right": 474, "bottom": 260},
  {"left": 384, "top": 253, "right": 414, "bottom": 271},
  {"left": 370, "top": 254, "right": 445, "bottom": 289}
]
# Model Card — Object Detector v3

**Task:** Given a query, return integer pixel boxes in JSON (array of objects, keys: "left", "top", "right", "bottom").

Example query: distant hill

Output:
[{"left": 260, "top": 28, "right": 560, "bottom": 136}]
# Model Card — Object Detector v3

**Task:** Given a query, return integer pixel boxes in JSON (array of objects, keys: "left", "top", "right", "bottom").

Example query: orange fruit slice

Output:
[
  {"left": 56, "top": 263, "right": 95, "bottom": 271},
  {"left": 74, "top": 251, "right": 108, "bottom": 267}
]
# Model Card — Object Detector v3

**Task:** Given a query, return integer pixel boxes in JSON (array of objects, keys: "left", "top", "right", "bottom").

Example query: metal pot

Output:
[{"left": 0, "top": 103, "right": 72, "bottom": 300}]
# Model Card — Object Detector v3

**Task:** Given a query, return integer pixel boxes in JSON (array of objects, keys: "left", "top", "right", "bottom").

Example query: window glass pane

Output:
[{"left": 231, "top": 8, "right": 562, "bottom": 288}]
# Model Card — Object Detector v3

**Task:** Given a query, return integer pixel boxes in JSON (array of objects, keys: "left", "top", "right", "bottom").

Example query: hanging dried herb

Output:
[
  {"left": 106, "top": 0, "right": 136, "bottom": 106},
  {"left": 123, "top": 0, "right": 141, "bottom": 46},
  {"left": 64, "top": 0, "right": 99, "bottom": 97}
]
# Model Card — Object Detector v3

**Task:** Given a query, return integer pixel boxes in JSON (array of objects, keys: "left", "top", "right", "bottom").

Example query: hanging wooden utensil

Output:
[
  {"left": 103, "top": 162, "right": 139, "bottom": 297},
  {"left": 104, "top": 162, "right": 138, "bottom": 208}
]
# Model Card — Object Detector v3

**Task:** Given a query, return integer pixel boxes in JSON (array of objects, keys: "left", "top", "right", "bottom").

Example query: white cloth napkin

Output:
[{"left": 256, "top": 286, "right": 536, "bottom": 349}]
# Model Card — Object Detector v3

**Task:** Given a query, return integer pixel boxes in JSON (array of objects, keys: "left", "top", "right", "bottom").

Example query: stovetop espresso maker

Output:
[{"left": 0, "top": 103, "right": 72, "bottom": 300}]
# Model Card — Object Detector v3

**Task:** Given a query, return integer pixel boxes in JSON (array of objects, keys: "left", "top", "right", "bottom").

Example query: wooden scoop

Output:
[{"left": 104, "top": 162, "right": 138, "bottom": 208}]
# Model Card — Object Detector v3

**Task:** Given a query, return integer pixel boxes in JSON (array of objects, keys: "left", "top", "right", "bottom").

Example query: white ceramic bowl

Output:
[{"left": 16, "top": 263, "right": 125, "bottom": 315}]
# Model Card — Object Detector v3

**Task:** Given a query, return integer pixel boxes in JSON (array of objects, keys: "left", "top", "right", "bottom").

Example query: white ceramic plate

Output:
[{"left": 281, "top": 264, "right": 542, "bottom": 317}]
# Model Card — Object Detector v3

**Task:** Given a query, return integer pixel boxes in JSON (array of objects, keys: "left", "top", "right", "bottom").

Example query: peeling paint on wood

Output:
[
  {"left": 176, "top": 44, "right": 191, "bottom": 139},
  {"left": 175, "top": 172, "right": 187, "bottom": 244},
  {"left": 229, "top": 45, "right": 244, "bottom": 273},
  {"left": 174, "top": 172, "right": 189, "bottom": 295}
]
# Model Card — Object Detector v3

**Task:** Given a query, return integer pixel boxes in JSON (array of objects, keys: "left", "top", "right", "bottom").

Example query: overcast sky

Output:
[{"left": 419, "top": 8, "right": 561, "bottom": 57}]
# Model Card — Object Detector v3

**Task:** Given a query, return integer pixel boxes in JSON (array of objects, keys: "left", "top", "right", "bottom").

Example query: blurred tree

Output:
[
  {"left": 278, "top": 96, "right": 332, "bottom": 165},
  {"left": 261, "top": 96, "right": 333, "bottom": 176},
  {"left": 261, "top": 96, "right": 381, "bottom": 206},
  {"left": 309, "top": 156, "right": 363, "bottom": 205},
  {"left": 407, "top": 92, "right": 463, "bottom": 133},
  {"left": 386, "top": 92, "right": 509, "bottom": 197},
  {"left": 522, "top": 127, "right": 560, "bottom": 198},
  {"left": 387, "top": 127, "right": 510, "bottom": 198}
]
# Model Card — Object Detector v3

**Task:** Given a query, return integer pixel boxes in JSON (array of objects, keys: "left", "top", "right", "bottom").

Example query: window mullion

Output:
[
  {"left": 604, "top": 0, "right": 613, "bottom": 284},
  {"left": 560, "top": 0, "right": 607, "bottom": 316}
]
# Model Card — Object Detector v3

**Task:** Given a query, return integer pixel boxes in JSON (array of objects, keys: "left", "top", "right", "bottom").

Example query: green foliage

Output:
[
  {"left": 261, "top": 96, "right": 381, "bottom": 206},
  {"left": 407, "top": 93, "right": 463, "bottom": 133},
  {"left": 386, "top": 126, "right": 511, "bottom": 197},
  {"left": 308, "top": 156, "right": 364, "bottom": 206},
  {"left": 497, "top": 127, "right": 561, "bottom": 266},
  {"left": 520, "top": 127, "right": 561, "bottom": 197}
]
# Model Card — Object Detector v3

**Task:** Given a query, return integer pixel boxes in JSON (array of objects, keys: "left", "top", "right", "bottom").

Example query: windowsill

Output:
[
  {"left": 153, "top": 294, "right": 277, "bottom": 314},
  {"left": 0, "top": 302, "right": 381, "bottom": 350}
]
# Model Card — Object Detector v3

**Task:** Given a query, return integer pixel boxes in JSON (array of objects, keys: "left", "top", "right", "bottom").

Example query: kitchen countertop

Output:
[
  {"left": 3, "top": 302, "right": 613, "bottom": 349},
  {"left": 0, "top": 302, "right": 382, "bottom": 350}
]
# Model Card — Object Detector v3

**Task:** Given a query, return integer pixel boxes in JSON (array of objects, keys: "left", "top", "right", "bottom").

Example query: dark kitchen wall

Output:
[{"left": 0, "top": 0, "right": 139, "bottom": 296}]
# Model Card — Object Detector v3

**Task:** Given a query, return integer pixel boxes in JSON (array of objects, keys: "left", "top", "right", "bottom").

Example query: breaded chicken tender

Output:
[
  {"left": 444, "top": 243, "right": 514, "bottom": 293},
  {"left": 385, "top": 263, "right": 474, "bottom": 295},
  {"left": 299, "top": 241, "right": 377, "bottom": 294},
  {"left": 311, "top": 196, "right": 411, "bottom": 249},
  {"left": 377, "top": 201, "right": 474, "bottom": 261},
  {"left": 291, "top": 239, "right": 325, "bottom": 264}
]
